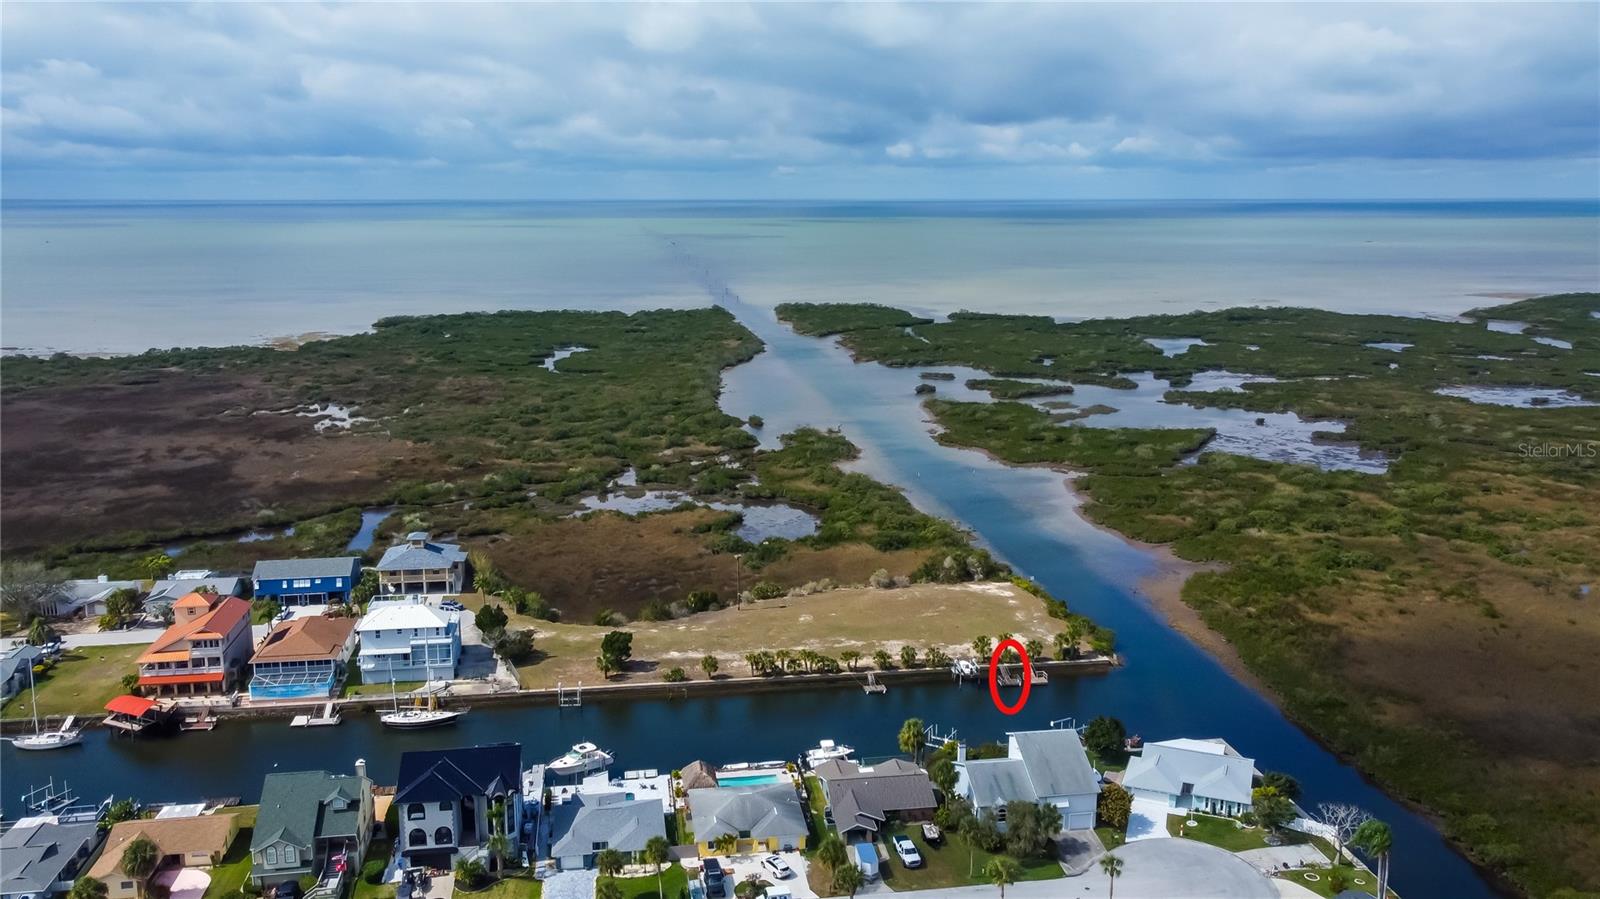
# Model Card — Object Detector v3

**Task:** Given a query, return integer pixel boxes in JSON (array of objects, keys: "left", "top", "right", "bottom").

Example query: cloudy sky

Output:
[{"left": 3, "top": 2, "right": 1597, "bottom": 200}]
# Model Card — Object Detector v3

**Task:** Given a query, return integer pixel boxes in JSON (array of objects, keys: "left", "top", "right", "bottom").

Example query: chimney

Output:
[
  {"left": 355, "top": 758, "right": 368, "bottom": 781},
  {"left": 955, "top": 742, "right": 967, "bottom": 764}
]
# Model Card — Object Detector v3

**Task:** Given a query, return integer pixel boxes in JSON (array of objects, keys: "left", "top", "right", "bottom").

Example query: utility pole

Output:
[{"left": 734, "top": 554, "right": 744, "bottom": 609}]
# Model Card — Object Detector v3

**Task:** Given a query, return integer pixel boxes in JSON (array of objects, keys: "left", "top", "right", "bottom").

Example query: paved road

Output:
[{"left": 61, "top": 624, "right": 274, "bottom": 648}]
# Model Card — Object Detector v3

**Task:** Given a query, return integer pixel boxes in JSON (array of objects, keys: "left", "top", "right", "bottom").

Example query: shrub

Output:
[
  {"left": 1097, "top": 784, "right": 1132, "bottom": 830},
  {"left": 491, "top": 629, "right": 536, "bottom": 665},
  {"left": 749, "top": 581, "right": 784, "bottom": 600},
  {"left": 361, "top": 861, "right": 384, "bottom": 885},
  {"left": 662, "top": 667, "right": 689, "bottom": 683},
  {"left": 474, "top": 603, "right": 509, "bottom": 635}
]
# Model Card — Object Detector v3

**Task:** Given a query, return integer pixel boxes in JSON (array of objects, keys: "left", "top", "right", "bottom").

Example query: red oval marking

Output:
[{"left": 987, "top": 638, "right": 1032, "bottom": 716}]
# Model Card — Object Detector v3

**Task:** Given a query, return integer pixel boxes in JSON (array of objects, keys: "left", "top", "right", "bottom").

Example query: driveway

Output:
[
  {"left": 1056, "top": 828, "right": 1105, "bottom": 874},
  {"left": 1238, "top": 845, "right": 1331, "bottom": 875},
  {"left": 62, "top": 628, "right": 164, "bottom": 647},
  {"left": 1126, "top": 797, "right": 1173, "bottom": 842},
  {"left": 723, "top": 851, "right": 815, "bottom": 899},
  {"left": 540, "top": 870, "right": 597, "bottom": 899},
  {"left": 153, "top": 867, "right": 210, "bottom": 899}
]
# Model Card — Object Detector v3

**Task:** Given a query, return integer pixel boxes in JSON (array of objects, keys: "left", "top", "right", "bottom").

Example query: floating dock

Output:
[{"left": 290, "top": 702, "right": 341, "bottom": 727}]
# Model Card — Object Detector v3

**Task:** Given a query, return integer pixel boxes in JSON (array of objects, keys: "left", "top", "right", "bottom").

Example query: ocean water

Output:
[{"left": 2, "top": 200, "right": 1597, "bottom": 354}]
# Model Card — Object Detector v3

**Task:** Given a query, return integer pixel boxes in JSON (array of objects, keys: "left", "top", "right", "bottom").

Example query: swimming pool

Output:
[{"left": 717, "top": 772, "right": 786, "bottom": 787}]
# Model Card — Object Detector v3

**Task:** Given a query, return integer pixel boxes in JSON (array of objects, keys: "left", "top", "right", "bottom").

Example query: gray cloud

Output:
[{"left": 1, "top": 2, "right": 1595, "bottom": 198}]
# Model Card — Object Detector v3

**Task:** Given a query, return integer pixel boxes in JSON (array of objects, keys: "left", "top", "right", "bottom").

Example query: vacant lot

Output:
[
  {"left": 1, "top": 643, "right": 149, "bottom": 718},
  {"left": 461, "top": 581, "right": 1069, "bottom": 690}
]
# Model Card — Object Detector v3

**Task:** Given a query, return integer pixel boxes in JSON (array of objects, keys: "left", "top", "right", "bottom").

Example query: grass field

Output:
[
  {"left": 1165, "top": 814, "right": 1274, "bottom": 853},
  {"left": 202, "top": 820, "right": 258, "bottom": 899},
  {"left": 780, "top": 295, "right": 1600, "bottom": 896},
  {"left": 605, "top": 864, "right": 687, "bottom": 899},
  {"left": 455, "top": 875, "right": 542, "bottom": 899},
  {"left": 350, "top": 838, "right": 395, "bottom": 899},
  {"left": 878, "top": 824, "right": 1062, "bottom": 891},
  {"left": 1277, "top": 866, "right": 1381, "bottom": 898},
  {"left": 0, "top": 643, "right": 148, "bottom": 718},
  {"left": 456, "top": 581, "right": 1072, "bottom": 690}
]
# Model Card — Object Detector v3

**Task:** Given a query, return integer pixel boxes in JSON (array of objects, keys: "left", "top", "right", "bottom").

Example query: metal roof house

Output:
[
  {"left": 376, "top": 533, "right": 468, "bottom": 596},
  {"left": 0, "top": 819, "right": 103, "bottom": 899},
  {"left": 548, "top": 793, "right": 666, "bottom": 870},
  {"left": 812, "top": 758, "right": 937, "bottom": 841},
  {"left": 250, "top": 762, "right": 374, "bottom": 891},
  {"left": 355, "top": 600, "right": 460, "bottom": 682},
  {"left": 1, "top": 644, "right": 43, "bottom": 702},
  {"left": 394, "top": 744, "right": 526, "bottom": 869},
  {"left": 1121, "top": 738, "right": 1259, "bottom": 818},
  {"left": 955, "top": 729, "right": 1102, "bottom": 831},
  {"left": 252, "top": 558, "right": 363, "bottom": 607},
  {"left": 685, "top": 784, "right": 809, "bottom": 856},
  {"left": 38, "top": 576, "right": 143, "bottom": 620}
]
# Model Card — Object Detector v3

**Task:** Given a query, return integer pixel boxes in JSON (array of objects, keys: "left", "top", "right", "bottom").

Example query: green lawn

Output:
[
  {"left": 350, "top": 838, "right": 395, "bottom": 899},
  {"left": 203, "top": 827, "right": 257, "bottom": 899},
  {"left": 0, "top": 644, "right": 149, "bottom": 719},
  {"left": 1278, "top": 866, "right": 1379, "bottom": 898},
  {"left": 1166, "top": 813, "right": 1274, "bottom": 852},
  {"left": 879, "top": 825, "right": 1062, "bottom": 891},
  {"left": 455, "top": 875, "right": 542, "bottom": 899},
  {"left": 669, "top": 808, "right": 693, "bottom": 846},
  {"left": 605, "top": 864, "right": 687, "bottom": 899},
  {"left": 341, "top": 666, "right": 424, "bottom": 698},
  {"left": 802, "top": 776, "right": 830, "bottom": 851},
  {"left": 1094, "top": 826, "right": 1125, "bottom": 851}
]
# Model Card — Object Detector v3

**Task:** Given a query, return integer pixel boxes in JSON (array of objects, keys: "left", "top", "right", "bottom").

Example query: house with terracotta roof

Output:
[
  {"left": 249, "top": 615, "right": 358, "bottom": 702},
  {"left": 135, "top": 592, "right": 254, "bottom": 696},
  {"left": 88, "top": 814, "right": 239, "bottom": 899}
]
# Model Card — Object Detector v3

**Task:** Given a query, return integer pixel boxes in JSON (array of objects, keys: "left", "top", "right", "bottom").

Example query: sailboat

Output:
[
  {"left": 378, "top": 670, "right": 464, "bottom": 729},
  {"left": 11, "top": 663, "right": 84, "bottom": 750}
]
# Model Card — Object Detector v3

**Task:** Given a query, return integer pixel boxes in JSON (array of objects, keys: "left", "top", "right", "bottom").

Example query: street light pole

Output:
[{"left": 734, "top": 554, "right": 743, "bottom": 609}]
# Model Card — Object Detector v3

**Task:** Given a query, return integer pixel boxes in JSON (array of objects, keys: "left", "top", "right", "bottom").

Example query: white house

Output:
[
  {"left": 954, "top": 729, "right": 1101, "bottom": 831},
  {"left": 355, "top": 600, "right": 460, "bottom": 682},
  {"left": 394, "top": 744, "right": 525, "bottom": 869},
  {"left": 1121, "top": 738, "right": 1259, "bottom": 818},
  {"left": 376, "top": 533, "right": 468, "bottom": 595},
  {"left": 40, "top": 576, "right": 143, "bottom": 619}
]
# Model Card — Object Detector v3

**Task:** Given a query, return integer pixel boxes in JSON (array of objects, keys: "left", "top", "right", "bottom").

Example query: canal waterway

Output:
[{"left": 2, "top": 259, "right": 1502, "bottom": 899}]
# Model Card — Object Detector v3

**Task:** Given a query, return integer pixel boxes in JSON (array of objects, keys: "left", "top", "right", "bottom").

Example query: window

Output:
[
  {"left": 408, "top": 829, "right": 427, "bottom": 848},
  {"left": 434, "top": 826, "right": 453, "bottom": 845},
  {"left": 738, "top": 831, "right": 751, "bottom": 839},
  {"left": 407, "top": 803, "right": 425, "bottom": 821},
  {"left": 439, "top": 801, "right": 451, "bottom": 811},
  {"left": 122, "top": 884, "right": 134, "bottom": 891},
  {"left": 994, "top": 806, "right": 1007, "bottom": 823},
  {"left": 292, "top": 579, "right": 312, "bottom": 588},
  {"left": 591, "top": 841, "right": 608, "bottom": 851},
  {"left": 285, "top": 848, "right": 297, "bottom": 865},
  {"left": 266, "top": 847, "right": 279, "bottom": 865}
]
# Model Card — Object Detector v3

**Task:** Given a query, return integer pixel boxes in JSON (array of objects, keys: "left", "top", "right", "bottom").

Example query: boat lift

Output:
[{"left": 557, "top": 682, "right": 582, "bottom": 707}]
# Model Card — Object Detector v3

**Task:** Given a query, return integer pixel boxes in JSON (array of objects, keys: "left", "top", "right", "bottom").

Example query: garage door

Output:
[{"left": 1067, "top": 810, "right": 1096, "bottom": 830}]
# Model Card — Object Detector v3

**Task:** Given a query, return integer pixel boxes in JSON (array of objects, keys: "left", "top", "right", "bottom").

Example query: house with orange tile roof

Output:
[
  {"left": 135, "top": 591, "right": 254, "bottom": 696},
  {"left": 249, "top": 615, "right": 358, "bottom": 702}
]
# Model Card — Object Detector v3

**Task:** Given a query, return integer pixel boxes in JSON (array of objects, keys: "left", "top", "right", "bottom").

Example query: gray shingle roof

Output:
[
  {"left": 0, "top": 820, "right": 101, "bottom": 896},
  {"left": 252, "top": 770, "right": 368, "bottom": 856},
  {"left": 253, "top": 558, "right": 361, "bottom": 581},
  {"left": 961, "top": 758, "right": 1037, "bottom": 808},
  {"left": 814, "top": 759, "right": 937, "bottom": 836},
  {"left": 376, "top": 539, "right": 467, "bottom": 572},
  {"left": 1012, "top": 730, "right": 1100, "bottom": 798},
  {"left": 549, "top": 795, "right": 666, "bottom": 858},
  {"left": 686, "top": 785, "right": 808, "bottom": 843},
  {"left": 1, "top": 644, "right": 43, "bottom": 687}
]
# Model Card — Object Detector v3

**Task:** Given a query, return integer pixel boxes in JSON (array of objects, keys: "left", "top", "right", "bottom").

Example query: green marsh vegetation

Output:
[{"left": 779, "top": 295, "right": 1600, "bottom": 897}]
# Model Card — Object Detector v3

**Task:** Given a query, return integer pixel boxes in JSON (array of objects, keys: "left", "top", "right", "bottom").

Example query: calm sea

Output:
[{"left": 2, "top": 200, "right": 1597, "bottom": 354}]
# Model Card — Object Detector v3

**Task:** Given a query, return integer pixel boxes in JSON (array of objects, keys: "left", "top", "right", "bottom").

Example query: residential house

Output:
[
  {"left": 88, "top": 814, "right": 239, "bottom": 899},
  {"left": 39, "top": 576, "right": 143, "bottom": 620},
  {"left": 1, "top": 644, "right": 43, "bottom": 702},
  {"left": 394, "top": 744, "right": 524, "bottom": 868},
  {"left": 252, "top": 558, "right": 363, "bottom": 608},
  {"left": 548, "top": 794, "right": 666, "bottom": 871},
  {"left": 1121, "top": 738, "right": 1259, "bottom": 818},
  {"left": 146, "top": 573, "right": 243, "bottom": 609},
  {"left": 812, "top": 758, "right": 937, "bottom": 842},
  {"left": 250, "top": 761, "right": 374, "bottom": 890},
  {"left": 685, "top": 784, "right": 809, "bottom": 856},
  {"left": 679, "top": 760, "right": 719, "bottom": 791},
  {"left": 249, "top": 616, "right": 358, "bottom": 702},
  {"left": 955, "top": 729, "right": 1101, "bottom": 831},
  {"left": 0, "top": 820, "right": 103, "bottom": 899},
  {"left": 135, "top": 593, "right": 253, "bottom": 695},
  {"left": 376, "top": 533, "right": 467, "bottom": 596},
  {"left": 355, "top": 601, "right": 460, "bottom": 682}
]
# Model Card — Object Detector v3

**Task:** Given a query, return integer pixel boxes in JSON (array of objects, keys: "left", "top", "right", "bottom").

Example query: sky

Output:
[{"left": 2, "top": 2, "right": 1597, "bottom": 200}]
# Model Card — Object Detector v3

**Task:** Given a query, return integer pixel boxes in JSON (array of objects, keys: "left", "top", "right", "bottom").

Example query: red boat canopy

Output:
[{"left": 104, "top": 695, "right": 158, "bottom": 717}]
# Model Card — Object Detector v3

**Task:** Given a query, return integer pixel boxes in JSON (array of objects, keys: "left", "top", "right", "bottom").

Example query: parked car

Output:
[
  {"left": 701, "top": 858, "right": 726, "bottom": 898},
  {"left": 921, "top": 823, "right": 943, "bottom": 846},
  {"left": 760, "top": 855, "right": 794, "bottom": 879},
  {"left": 893, "top": 835, "right": 923, "bottom": 868},
  {"left": 440, "top": 599, "right": 465, "bottom": 611}
]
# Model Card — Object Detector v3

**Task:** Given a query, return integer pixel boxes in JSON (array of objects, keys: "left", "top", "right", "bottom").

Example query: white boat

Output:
[
  {"left": 379, "top": 674, "right": 464, "bottom": 729},
  {"left": 11, "top": 665, "right": 84, "bottom": 751},
  {"left": 804, "top": 739, "right": 855, "bottom": 767},
  {"left": 954, "top": 659, "right": 980, "bottom": 678},
  {"left": 547, "top": 741, "right": 614, "bottom": 776}
]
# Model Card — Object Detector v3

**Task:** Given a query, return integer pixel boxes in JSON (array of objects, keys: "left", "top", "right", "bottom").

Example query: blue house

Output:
[{"left": 253, "top": 558, "right": 363, "bottom": 606}]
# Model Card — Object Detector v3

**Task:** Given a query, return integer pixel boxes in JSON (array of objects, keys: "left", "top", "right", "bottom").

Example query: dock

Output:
[
  {"left": 290, "top": 702, "right": 342, "bottom": 727},
  {"left": 180, "top": 708, "right": 217, "bottom": 731},
  {"left": 558, "top": 682, "right": 582, "bottom": 707},
  {"left": 862, "top": 672, "right": 886, "bottom": 694}
]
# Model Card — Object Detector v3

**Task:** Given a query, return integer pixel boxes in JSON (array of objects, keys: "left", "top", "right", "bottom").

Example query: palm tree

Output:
[
  {"left": 453, "top": 858, "right": 486, "bottom": 890},
  {"left": 594, "top": 848, "right": 626, "bottom": 878},
  {"left": 485, "top": 831, "right": 512, "bottom": 875},
  {"left": 700, "top": 655, "right": 719, "bottom": 679},
  {"left": 1353, "top": 819, "right": 1393, "bottom": 898},
  {"left": 713, "top": 832, "right": 739, "bottom": 856},
  {"left": 121, "top": 835, "right": 159, "bottom": 898},
  {"left": 984, "top": 857, "right": 1021, "bottom": 898},
  {"left": 594, "top": 880, "right": 623, "bottom": 899},
  {"left": 840, "top": 650, "right": 861, "bottom": 671},
  {"left": 644, "top": 836, "right": 670, "bottom": 898},
  {"left": 971, "top": 635, "right": 993, "bottom": 658},
  {"left": 815, "top": 835, "right": 848, "bottom": 875},
  {"left": 832, "top": 862, "right": 865, "bottom": 898},
  {"left": 1099, "top": 852, "right": 1124, "bottom": 898},
  {"left": 743, "top": 652, "right": 762, "bottom": 676},
  {"left": 898, "top": 717, "right": 926, "bottom": 765},
  {"left": 68, "top": 877, "right": 107, "bottom": 899}
]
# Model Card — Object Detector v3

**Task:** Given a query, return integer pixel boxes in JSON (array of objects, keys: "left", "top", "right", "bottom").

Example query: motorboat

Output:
[
  {"left": 803, "top": 739, "right": 855, "bottom": 767},
  {"left": 547, "top": 742, "right": 614, "bottom": 776},
  {"left": 954, "top": 658, "right": 980, "bottom": 678},
  {"left": 10, "top": 665, "right": 84, "bottom": 750}
]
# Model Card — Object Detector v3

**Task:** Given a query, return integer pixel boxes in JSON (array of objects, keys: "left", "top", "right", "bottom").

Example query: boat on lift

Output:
[
  {"left": 803, "top": 739, "right": 856, "bottom": 768},
  {"left": 547, "top": 742, "right": 614, "bottom": 776}
]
